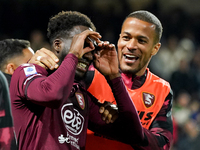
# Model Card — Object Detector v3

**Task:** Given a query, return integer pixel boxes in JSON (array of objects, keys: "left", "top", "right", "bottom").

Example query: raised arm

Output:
[
  {"left": 11, "top": 54, "right": 78, "bottom": 108},
  {"left": 88, "top": 42, "right": 144, "bottom": 144},
  {"left": 11, "top": 30, "right": 101, "bottom": 108}
]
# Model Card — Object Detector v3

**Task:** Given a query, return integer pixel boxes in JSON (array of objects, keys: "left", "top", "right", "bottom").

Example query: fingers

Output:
[
  {"left": 93, "top": 41, "right": 117, "bottom": 65},
  {"left": 97, "top": 41, "right": 115, "bottom": 50},
  {"left": 69, "top": 29, "right": 102, "bottom": 58},
  {"left": 83, "top": 31, "right": 102, "bottom": 53},
  {"left": 28, "top": 48, "right": 59, "bottom": 70},
  {"left": 93, "top": 41, "right": 115, "bottom": 57},
  {"left": 99, "top": 101, "right": 119, "bottom": 124},
  {"left": 40, "top": 48, "right": 59, "bottom": 63},
  {"left": 88, "top": 28, "right": 102, "bottom": 45}
]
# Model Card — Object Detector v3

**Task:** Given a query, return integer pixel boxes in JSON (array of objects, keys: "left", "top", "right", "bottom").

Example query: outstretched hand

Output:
[{"left": 93, "top": 42, "right": 120, "bottom": 80}]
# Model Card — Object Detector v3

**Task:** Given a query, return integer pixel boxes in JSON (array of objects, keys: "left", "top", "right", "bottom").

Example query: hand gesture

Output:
[
  {"left": 93, "top": 42, "right": 120, "bottom": 80},
  {"left": 69, "top": 30, "right": 101, "bottom": 59}
]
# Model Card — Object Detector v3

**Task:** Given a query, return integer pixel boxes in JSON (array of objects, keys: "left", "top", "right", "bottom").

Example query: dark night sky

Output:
[{"left": 0, "top": 0, "right": 200, "bottom": 46}]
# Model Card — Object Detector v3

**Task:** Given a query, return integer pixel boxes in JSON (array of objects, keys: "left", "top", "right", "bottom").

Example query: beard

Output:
[{"left": 120, "top": 66, "right": 138, "bottom": 75}]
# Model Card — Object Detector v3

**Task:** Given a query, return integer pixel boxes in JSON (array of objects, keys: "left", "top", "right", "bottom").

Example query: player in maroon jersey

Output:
[{"left": 10, "top": 11, "right": 143, "bottom": 150}]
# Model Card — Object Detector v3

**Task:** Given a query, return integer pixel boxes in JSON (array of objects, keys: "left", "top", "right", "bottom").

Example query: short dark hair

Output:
[
  {"left": 126, "top": 10, "right": 163, "bottom": 44},
  {"left": 0, "top": 39, "right": 30, "bottom": 70},
  {"left": 47, "top": 11, "right": 96, "bottom": 44}
]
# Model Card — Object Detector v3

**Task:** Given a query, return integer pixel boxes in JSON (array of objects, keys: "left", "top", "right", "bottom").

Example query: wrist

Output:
[
  {"left": 106, "top": 73, "right": 121, "bottom": 80},
  {"left": 68, "top": 52, "right": 80, "bottom": 58}
]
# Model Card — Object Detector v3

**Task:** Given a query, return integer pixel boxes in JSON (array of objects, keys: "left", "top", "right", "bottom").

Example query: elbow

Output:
[
  {"left": 122, "top": 114, "right": 145, "bottom": 144},
  {"left": 130, "top": 127, "right": 145, "bottom": 144},
  {"left": 31, "top": 90, "right": 66, "bottom": 109},
  {"left": 44, "top": 93, "right": 66, "bottom": 108},
  {"left": 27, "top": 80, "right": 71, "bottom": 108}
]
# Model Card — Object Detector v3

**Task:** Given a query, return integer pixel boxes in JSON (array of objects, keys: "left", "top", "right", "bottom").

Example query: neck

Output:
[{"left": 121, "top": 69, "right": 147, "bottom": 89}]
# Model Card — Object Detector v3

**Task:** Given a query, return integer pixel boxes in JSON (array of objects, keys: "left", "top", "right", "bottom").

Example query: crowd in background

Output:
[{"left": 1, "top": 0, "right": 200, "bottom": 150}]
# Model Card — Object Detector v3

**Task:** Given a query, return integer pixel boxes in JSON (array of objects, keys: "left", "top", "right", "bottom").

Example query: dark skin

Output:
[{"left": 29, "top": 28, "right": 119, "bottom": 124}]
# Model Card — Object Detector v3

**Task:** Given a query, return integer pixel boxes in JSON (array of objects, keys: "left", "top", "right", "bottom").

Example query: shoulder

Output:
[
  {"left": 15, "top": 63, "right": 47, "bottom": 75},
  {"left": 148, "top": 69, "right": 171, "bottom": 90},
  {"left": 12, "top": 63, "right": 48, "bottom": 81},
  {"left": 10, "top": 64, "right": 48, "bottom": 91},
  {"left": 146, "top": 69, "right": 173, "bottom": 103}
]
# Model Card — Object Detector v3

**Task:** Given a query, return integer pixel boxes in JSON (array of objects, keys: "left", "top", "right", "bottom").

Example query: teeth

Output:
[
  {"left": 78, "top": 62, "right": 87, "bottom": 68},
  {"left": 125, "top": 54, "right": 136, "bottom": 58}
]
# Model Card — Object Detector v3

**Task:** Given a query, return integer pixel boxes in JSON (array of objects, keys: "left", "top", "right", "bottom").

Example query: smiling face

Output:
[
  {"left": 53, "top": 25, "right": 93, "bottom": 80},
  {"left": 117, "top": 17, "right": 161, "bottom": 76}
]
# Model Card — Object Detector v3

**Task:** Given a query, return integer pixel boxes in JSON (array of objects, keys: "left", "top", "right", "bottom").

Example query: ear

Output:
[
  {"left": 53, "top": 39, "right": 62, "bottom": 54},
  {"left": 5, "top": 63, "right": 17, "bottom": 75},
  {"left": 151, "top": 42, "right": 161, "bottom": 56}
]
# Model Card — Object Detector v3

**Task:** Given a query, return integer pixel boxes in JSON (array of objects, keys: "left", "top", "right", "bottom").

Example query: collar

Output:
[{"left": 121, "top": 69, "right": 147, "bottom": 89}]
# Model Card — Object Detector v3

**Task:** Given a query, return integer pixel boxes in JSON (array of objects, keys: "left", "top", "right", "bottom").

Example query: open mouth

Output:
[
  {"left": 123, "top": 54, "right": 139, "bottom": 63},
  {"left": 77, "top": 62, "right": 88, "bottom": 72}
]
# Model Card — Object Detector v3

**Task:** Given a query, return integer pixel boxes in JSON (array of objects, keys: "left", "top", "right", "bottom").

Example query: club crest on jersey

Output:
[
  {"left": 75, "top": 93, "right": 85, "bottom": 110},
  {"left": 142, "top": 92, "right": 155, "bottom": 108}
]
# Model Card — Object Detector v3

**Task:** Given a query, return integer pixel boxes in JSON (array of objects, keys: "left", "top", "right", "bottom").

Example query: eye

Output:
[
  {"left": 138, "top": 39, "right": 147, "bottom": 44},
  {"left": 122, "top": 35, "right": 130, "bottom": 41}
]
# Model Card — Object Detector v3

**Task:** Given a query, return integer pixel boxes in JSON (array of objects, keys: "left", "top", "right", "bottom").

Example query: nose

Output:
[
  {"left": 82, "top": 51, "right": 93, "bottom": 61},
  {"left": 126, "top": 38, "right": 137, "bottom": 51}
]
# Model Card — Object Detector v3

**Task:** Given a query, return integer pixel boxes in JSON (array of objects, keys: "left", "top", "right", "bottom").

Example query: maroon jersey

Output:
[{"left": 10, "top": 54, "right": 142, "bottom": 150}]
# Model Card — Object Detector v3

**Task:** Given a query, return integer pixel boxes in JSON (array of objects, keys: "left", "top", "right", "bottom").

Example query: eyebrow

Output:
[
  {"left": 121, "top": 31, "right": 131, "bottom": 36},
  {"left": 122, "top": 32, "right": 149, "bottom": 41},
  {"left": 137, "top": 35, "right": 149, "bottom": 41}
]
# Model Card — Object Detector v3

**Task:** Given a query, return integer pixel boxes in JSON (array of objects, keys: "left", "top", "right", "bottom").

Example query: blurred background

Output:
[{"left": 1, "top": 0, "right": 200, "bottom": 149}]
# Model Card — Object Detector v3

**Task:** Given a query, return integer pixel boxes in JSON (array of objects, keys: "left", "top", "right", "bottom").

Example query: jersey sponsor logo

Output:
[
  {"left": 23, "top": 65, "right": 37, "bottom": 77},
  {"left": 75, "top": 93, "right": 85, "bottom": 110},
  {"left": 58, "top": 133, "right": 80, "bottom": 150},
  {"left": 61, "top": 103, "right": 84, "bottom": 135},
  {"left": 138, "top": 111, "right": 153, "bottom": 126},
  {"left": 142, "top": 92, "right": 155, "bottom": 108}
]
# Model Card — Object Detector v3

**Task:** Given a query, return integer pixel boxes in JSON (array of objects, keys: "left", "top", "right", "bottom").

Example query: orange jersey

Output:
[{"left": 86, "top": 68, "right": 171, "bottom": 150}]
